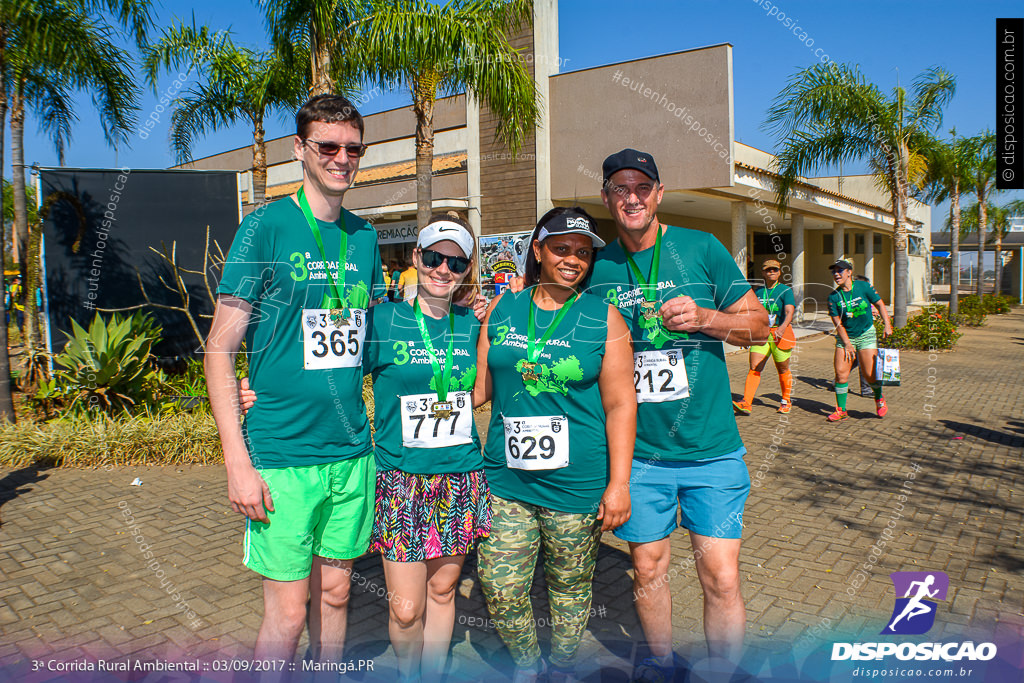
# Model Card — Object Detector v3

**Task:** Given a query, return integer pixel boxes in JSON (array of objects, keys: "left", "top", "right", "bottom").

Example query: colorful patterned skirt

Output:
[{"left": 371, "top": 468, "right": 492, "bottom": 562}]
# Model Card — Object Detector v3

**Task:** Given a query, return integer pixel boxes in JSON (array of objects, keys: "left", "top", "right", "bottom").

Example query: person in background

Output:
[
  {"left": 826, "top": 259, "right": 893, "bottom": 421},
  {"left": 389, "top": 260, "right": 402, "bottom": 300},
  {"left": 733, "top": 259, "right": 796, "bottom": 414},
  {"left": 399, "top": 259, "right": 419, "bottom": 302}
]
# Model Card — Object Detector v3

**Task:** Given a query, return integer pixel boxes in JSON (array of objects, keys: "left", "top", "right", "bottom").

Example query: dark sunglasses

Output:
[
  {"left": 303, "top": 139, "right": 368, "bottom": 158},
  {"left": 763, "top": 268, "right": 780, "bottom": 273},
  {"left": 421, "top": 249, "right": 471, "bottom": 274}
]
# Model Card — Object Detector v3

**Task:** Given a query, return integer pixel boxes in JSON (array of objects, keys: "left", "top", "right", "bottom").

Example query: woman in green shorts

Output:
[
  {"left": 826, "top": 259, "right": 893, "bottom": 421},
  {"left": 240, "top": 213, "right": 490, "bottom": 681},
  {"left": 733, "top": 259, "right": 796, "bottom": 414},
  {"left": 475, "top": 207, "right": 636, "bottom": 683}
]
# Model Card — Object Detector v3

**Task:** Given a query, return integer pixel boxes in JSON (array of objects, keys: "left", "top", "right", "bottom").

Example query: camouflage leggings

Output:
[{"left": 476, "top": 495, "right": 602, "bottom": 669}]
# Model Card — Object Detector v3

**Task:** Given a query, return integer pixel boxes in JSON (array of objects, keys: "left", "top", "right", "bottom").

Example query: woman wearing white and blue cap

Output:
[
  {"left": 474, "top": 206, "right": 636, "bottom": 682},
  {"left": 241, "top": 211, "right": 489, "bottom": 681}
]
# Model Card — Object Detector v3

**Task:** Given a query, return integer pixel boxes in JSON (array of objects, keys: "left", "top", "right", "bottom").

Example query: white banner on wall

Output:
[{"left": 376, "top": 220, "right": 418, "bottom": 245}]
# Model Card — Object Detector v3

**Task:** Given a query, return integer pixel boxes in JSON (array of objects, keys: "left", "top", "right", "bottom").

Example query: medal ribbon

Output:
[
  {"left": 761, "top": 283, "right": 778, "bottom": 312},
  {"left": 413, "top": 298, "right": 456, "bottom": 403},
  {"left": 297, "top": 186, "right": 347, "bottom": 308},
  {"left": 527, "top": 291, "right": 579, "bottom": 368},
  {"left": 623, "top": 225, "right": 663, "bottom": 303}
]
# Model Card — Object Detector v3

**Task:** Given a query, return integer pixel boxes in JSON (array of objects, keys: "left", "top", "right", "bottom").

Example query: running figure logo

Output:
[{"left": 881, "top": 571, "right": 949, "bottom": 635}]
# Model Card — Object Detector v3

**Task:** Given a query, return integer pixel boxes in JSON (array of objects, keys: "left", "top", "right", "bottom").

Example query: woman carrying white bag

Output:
[{"left": 825, "top": 260, "right": 893, "bottom": 422}]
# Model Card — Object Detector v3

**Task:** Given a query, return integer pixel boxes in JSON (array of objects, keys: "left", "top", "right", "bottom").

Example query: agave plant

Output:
[{"left": 49, "top": 312, "right": 164, "bottom": 415}]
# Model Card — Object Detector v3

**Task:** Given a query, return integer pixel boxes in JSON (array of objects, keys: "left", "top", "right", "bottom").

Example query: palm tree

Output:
[
  {"left": 921, "top": 130, "right": 974, "bottom": 314},
  {"left": 143, "top": 23, "right": 308, "bottom": 205},
  {"left": 965, "top": 132, "right": 997, "bottom": 296},
  {"left": 359, "top": 0, "right": 539, "bottom": 228},
  {"left": 954, "top": 201, "right": 1006, "bottom": 295},
  {"left": 260, "top": 0, "right": 367, "bottom": 96},
  {"left": 765, "top": 63, "right": 956, "bottom": 327},
  {"left": 8, "top": 1, "right": 139, "bottom": 353}
]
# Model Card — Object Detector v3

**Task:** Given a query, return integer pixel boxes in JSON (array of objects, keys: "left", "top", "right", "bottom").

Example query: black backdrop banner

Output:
[{"left": 39, "top": 168, "right": 240, "bottom": 358}]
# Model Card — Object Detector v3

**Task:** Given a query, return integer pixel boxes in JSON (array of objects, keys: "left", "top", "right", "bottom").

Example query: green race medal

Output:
[
  {"left": 524, "top": 291, "right": 578, "bottom": 386},
  {"left": 623, "top": 227, "right": 680, "bottom": 347},
  {"left": 413, "top": 298, "right": 457, "bottom": 420}
]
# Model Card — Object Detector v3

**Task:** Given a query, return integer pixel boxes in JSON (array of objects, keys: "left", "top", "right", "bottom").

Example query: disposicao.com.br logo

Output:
[{"left": 831, "top": 571, "right": 998, "bottom": 662}]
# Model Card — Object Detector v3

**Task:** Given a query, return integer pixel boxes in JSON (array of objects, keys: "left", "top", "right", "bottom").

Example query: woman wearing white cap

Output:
[
  {"left": 241, "top": 212, "right": 489, "bottom": 681},
  {"left": 474, "top": 206, "right": 635, "bottom": 682}
]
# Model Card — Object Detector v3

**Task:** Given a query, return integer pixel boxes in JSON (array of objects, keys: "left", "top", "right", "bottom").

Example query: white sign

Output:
[{"left": 375, "top": 220, "right": 419, "bottom": 245}]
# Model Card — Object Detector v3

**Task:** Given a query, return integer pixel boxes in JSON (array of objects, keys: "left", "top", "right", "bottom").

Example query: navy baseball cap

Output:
[
  {"left": 535, "top": 209, "right": 606, "bottom": 248},
  {"left": 603, "top": 148, "right": 660, "bottom": 183},
  {"left": 829, "top": 259, "right": 854, "bottom": 271}
]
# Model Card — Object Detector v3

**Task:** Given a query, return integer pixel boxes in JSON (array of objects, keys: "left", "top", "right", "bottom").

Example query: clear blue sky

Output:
[{"left": 14, "top": 0, "right": 1021, "bottom": 216}]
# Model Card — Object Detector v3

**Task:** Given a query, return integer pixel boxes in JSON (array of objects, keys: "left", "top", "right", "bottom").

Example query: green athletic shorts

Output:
[
  {"left": 836, "top": 326, "right": 877, "bottom": 351},
  {"left": 243, "top": 453, "right": 375, "bottom": 581},
  {"left": 749, "top": 336, "right": 792, "bottom": 363}
]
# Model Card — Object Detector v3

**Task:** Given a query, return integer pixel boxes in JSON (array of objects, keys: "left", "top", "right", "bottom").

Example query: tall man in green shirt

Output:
[
  {"left": 591, "top": 149, "right": 769, "bottom": 679},
  {"left": 205, "top": 95, "right": 384, "bottom": 662}
]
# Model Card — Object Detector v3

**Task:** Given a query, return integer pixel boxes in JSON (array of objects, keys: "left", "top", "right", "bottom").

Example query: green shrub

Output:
[
  {"left": 875, "top": 305, "right": 962, "bottom": 351},
  {"left": 37, "top": 312, "right": 165, "bottom": 415},
  {"left": 960, "top": 294, "right": 1014, "bottom": 317},
  {"left": 0, "top": 411, "right": 221, "bottom": 468}
]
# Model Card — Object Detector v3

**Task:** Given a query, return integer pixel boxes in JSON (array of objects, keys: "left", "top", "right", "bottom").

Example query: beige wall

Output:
[
  {"left": 180, "top": 95, "right": 468, "bottom": 172},
  {"left": 549, "top": 45, "right": 734, "bottom": 201}
]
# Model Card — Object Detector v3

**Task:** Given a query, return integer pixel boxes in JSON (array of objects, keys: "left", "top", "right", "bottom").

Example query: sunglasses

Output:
[
  {"left": 303, "top": 139, "right": 368, "bottom": 158},
  {"left": 763, "top": 268, "right": 780, "bottom": 273},
  {"left": 420, "top": 249, "right": 471, "bottom": 274}
]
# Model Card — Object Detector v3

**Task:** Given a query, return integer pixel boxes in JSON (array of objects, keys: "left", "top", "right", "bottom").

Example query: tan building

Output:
[{"left": 182, "top": 0, "right": 931, "bottom": 313}]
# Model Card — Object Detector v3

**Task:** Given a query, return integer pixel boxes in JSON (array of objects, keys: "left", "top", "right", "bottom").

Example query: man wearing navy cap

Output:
[{"left": 589, "top": 149, "right": 768, "bottom": 679}]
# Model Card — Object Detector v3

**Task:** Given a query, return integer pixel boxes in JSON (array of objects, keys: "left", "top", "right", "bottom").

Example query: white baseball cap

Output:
[{"left": 417, "top": 219, "right": 475, "bottom": 257}]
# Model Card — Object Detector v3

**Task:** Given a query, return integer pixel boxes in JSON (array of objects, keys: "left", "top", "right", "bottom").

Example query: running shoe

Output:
[
  {"left": 876, "top": 397, "right": 888, "bottom": 417},
  {"left": 826, "top": 409, "right": 849, "bottom": 422},
  {"left": 778, "top": 399, "right": 791, "bottom": 413},
  {"left": 732, "top": 401, "right": 751, "bottom": 415},
  {"left": 548, "top": 665, "right": 578, "bottom": 683},
  {"left": 631, "top": 657, "right": 674, "bottom": 683},
  {"left": 512, "top": 660, "right": 546, "bottom": 683}
]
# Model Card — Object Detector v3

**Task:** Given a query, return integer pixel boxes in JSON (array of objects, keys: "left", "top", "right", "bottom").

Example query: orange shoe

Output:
[
  {"left": 876, "top": 397, "right": 888, "bottom": 417},
  {"left": 778, "top": 399, "right": 791, "bottom": 413},
  {"left": 826, "top": 409, "right": 848, "bottom": 422},
  {"left": 732, "top": 401, "right": 751, "bottom": 415}
]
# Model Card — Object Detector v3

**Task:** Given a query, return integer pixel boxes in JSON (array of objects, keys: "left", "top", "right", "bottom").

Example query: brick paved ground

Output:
[{"left": 1, "top": 311, "right": 1022, "bottom": 681}]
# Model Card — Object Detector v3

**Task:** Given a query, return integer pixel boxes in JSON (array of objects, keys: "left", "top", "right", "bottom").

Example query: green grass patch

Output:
[{"left": 0, "top": 411, "right": 221, "bottom": 468}]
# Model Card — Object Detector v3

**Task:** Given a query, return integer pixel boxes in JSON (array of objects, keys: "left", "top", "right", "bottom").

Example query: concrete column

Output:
[
  {"left": 533, "top": 0, "right": 559, "bottom": 221},
  {"left": 465, "top": 94, "right": 482, "bottom": 237},
  {"left": 791, "top": 213, "right": 805, "bottom": 322},
  {"left": 833, "top": 222, "right": 845, "bottom": 262},
  {"left": 864, "top": 230, "right": 875, "bottom": 283},
  {"left": 731, "top": 201, "right": 748, "bottom": 272}
]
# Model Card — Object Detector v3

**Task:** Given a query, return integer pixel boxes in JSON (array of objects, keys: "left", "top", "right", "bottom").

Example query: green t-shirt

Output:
[
  {"left": 827, "top": 280, "right": 881, "bottom": 337},
  {"left": 588, "top": 225, "right": 750, "bottom": 462},
  {"left": 364, "top": 301, "right": 483, "bottom": 474},
  {"left": 217, "top": 197, "right": 384, "bottom": 469},
  {"left": 753, "top": 283, "right": 795, "bottom": 327},
  {"left": 483, "top": 288, "right": 610, "bottom": 514}
]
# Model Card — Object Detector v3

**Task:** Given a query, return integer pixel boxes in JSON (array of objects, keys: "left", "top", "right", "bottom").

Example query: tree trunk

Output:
[
  {"left": 413, "top": 80, "right": 436, "bottom": 230},
  {"left": 252, "top": 118, "right": 266, "bottom": 206},
  {"left": 24, "top": 214, "right": 39, "bottom": 352},
  {"left": 10, "top": 87, "right": 25, "bottom": 268},
  {"left": 891, "top": 182, "right": 908, "bottom": 328},
  {"left": 994, "top": 232, "right": 1004, "bottom": 295},
  {"left": 0, "top": 38, "right": 16, "bottom": 423},
  {"left": 950, "top": 182, "right": 960, "bottom": 315},
  {"left": 977, "top": 190, "right": 987, "bottom": 296},
  {"left": 309, "top": 22, "right": 333, "bottom": 95}
]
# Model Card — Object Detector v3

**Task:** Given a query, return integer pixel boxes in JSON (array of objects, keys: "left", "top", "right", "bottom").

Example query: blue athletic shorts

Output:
[{"left": 613, "top": 447, "right": 749, "bottom": 542}]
